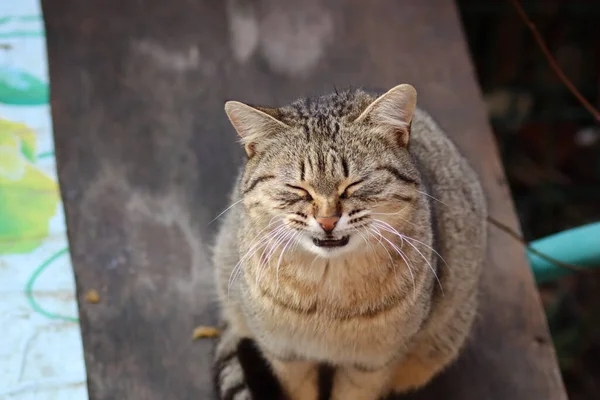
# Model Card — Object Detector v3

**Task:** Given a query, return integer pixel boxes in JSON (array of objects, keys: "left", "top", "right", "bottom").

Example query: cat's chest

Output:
[
  {"left": 245, "top": 255, "right": 408, "bottom": 314},
  {"left": 246, "top": 290, "right": 425, "bottom": 366},
  {"left": 242, "top": 264, "right": 429, "bottom": 364}
]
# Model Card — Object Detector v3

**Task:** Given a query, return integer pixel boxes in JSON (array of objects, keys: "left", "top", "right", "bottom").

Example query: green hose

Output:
[{"left": 529, "top": 222, "right": 600, "bottom": 284}]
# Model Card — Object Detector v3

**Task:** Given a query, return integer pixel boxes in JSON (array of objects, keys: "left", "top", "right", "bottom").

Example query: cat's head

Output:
[{"left": 225, "top": 84, "right": 422, "bottom": 259}]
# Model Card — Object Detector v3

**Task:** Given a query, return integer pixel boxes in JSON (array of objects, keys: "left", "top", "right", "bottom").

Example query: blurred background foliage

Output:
[{"left": 457, "top": 1, "right": 600, "bottom": 398}]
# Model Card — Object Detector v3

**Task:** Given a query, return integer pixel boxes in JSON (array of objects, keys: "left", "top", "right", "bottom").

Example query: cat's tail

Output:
[{"left": 213, "top": 324, "right": 286, "bottom": 400}]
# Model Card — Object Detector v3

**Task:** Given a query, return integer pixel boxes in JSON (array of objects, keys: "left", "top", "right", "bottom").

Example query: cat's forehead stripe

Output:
[{"left": 282, "top": 89, "right": 369, "bottom": 139}]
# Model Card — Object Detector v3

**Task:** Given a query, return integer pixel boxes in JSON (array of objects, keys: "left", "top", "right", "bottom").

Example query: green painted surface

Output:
[
  {"left": 0, "top": 119, "right": 59, "bottom": 254},
  {"left": 0, "top": 65, "right": 49, "bottom": 105}
]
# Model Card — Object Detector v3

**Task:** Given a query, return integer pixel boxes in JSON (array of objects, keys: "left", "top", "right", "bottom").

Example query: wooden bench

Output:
[{"left": 43, "top": 0, "right": 567, "bottom": 398}]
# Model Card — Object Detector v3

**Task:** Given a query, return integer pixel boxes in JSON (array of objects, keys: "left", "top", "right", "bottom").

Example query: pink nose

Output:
[{"left": 316, "top": 216, "right": 339, "bottom": 234}]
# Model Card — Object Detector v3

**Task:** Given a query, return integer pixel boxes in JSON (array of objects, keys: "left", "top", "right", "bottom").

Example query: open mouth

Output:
[{"left": 313, "top": 236, "right": 350, "bottom": 248}]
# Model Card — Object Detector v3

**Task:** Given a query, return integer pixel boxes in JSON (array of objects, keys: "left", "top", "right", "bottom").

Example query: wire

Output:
[{"left": 24, "top": 247, "right": 79, "bottom": 323}]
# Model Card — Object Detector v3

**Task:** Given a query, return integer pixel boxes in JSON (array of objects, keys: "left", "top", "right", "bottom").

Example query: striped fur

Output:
[
  {"left": 213, "top": 326, "right": 250, "bottom": 400},
  {"left": 212, "top": 85, "right": 487, "bottom": 399}
]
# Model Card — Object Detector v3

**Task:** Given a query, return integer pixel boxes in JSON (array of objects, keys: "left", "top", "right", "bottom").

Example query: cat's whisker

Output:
[
  {"left": 228, "top": 224, "right": 286, "bottom": 296},
  {"left": 375, "top": 221, "right": 442, "bottom": 293},
  {"left": 286, "top": 226, "right": 304, "bottom": 254},
  {"left": 372, "top": 226, "right": 402, "bottom": 268},
  {"left": 275, "top": 231, "right": 300, "bottom": 290},
  {"left": 371, "top": 221, "right": 406, "bottom": 249},
  {"left": 353, "top": 226, "right": 376, "bottom": 255},
  {"left": 363, "top": 226, "right": 401, "bottom": 286},
  {"left": 309, "top": 254, "right": 322, "bottom": 268},
  {"left": 416, "top": 190, "right": 452, "bottom": 208},
  {"left": 401, "top": 236, "right": 444, "bottom": 296},
  {"left": 262, "top": 229, "right": 290, "bottom": 270},
  {"left": 256, "top": 228, "right": 293, "bottom": 290},
  {"left": 368, "top": 227, "right": 395, "bottom": 266},
  {"left": 239, "top": 216, "right": 285, "bottom": 266},
  {"left": 373, "top": 218, "right": 448, "bottom": 268},
  {"left": 370, "top": 202, "right": 411, "bottom": 216},
  {"left": 255, "top": 227, "right": 290, "bottom": 286},
  {"left": 370, "top": 211, "right": 421, "bottom": 229},
  {"left": 257, "top": 229, "right": 283, "bottom": 267},
  {"left": 240, "top": 215, "right": 286, "bottom": 268},
  {"left": 370, "top": 227, "right": 417, "bottom": 300},
  {"left": 374, "top": 219, "right": 447, "bottom": 295},
  {"left": 246, "top": 224, "right": 286, "bottom": 267},
  {"left": 263, "top": 228, "right": 293, "bottom": 266},
  {"left": 209, "top": 198, "right": 244, "bottom": 225},
  {"left": 372, "top": 227, "right": 416, "bottom": 290},
  {"left": 258, "top": 227, "right": 298, "bottom": 285},
  {"left": 353, "top": 226, "right": 369, "bottom": 247},
  {"left": 254, "top": 236, "right": 281, "bottom": 287},
  {"left": 401, "top": 234, "right": 449, "bottom": 268},
  {"left": 368, "top": 227, "right": 407, "bottom": 296}
]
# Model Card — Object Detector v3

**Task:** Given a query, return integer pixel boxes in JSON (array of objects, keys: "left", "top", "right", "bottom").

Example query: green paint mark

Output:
[
  {"left": 18, "top": 15, "right": 43, "bottom": 22},
  {"left": 0, "top": 15, "right": 42, "bottom": 25},
  {"left": 37, "top": 151, "right": 54, "bottom": 159},
  {"left": 1, "top": 119, "right": 60, "bottom": 254},
  {"left": 25, "top": 247, "right": 79, "bottom": 323},
  {"left": 0, "top": 65, "right": 49, "bottom": 105},
  {"left": 0, "top": 31, "right": 44, "bottom": 39},
  {"left": 0, "top": 168, "right": 59, "bottom": 254}
]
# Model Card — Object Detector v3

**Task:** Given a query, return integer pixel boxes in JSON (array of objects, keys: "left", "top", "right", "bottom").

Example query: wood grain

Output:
[{"left": 42, "top": 0, "right": 567, "bottom": 398}]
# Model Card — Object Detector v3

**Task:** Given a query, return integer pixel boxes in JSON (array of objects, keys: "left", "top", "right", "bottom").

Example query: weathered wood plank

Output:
[{"left": 43, "top": 0, "right": 566, "bottom": 398}]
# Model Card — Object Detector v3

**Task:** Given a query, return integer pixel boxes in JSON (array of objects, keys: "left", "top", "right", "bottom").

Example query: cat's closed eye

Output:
[
  {"left": 340, "top": 179, "right": 364, "bottom": 199},
  {"left": 285, "top": 184, "right": 313, "bottom": 201}
]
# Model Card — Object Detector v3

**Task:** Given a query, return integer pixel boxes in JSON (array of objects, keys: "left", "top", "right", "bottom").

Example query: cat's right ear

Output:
[
  {"left": 353, "top": 84, "right": 417, "bottom": 147},
  {"left": 224, "top": 101, "right": 289, "bottom": 157}
]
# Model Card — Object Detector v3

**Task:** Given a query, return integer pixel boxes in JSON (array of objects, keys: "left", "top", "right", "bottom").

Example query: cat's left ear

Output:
[
  {"left": 354, "top": 84, "right": 417, "bottom": 147},
  {"left": 224, "top": 101, "right": 289, "bottom": 157}
]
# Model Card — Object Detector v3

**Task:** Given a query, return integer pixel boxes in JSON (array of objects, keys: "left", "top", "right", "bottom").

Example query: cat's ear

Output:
[
  {"left": 354, "top": 84, "right": 417, "bottom": 147},
  {"left": 224, "top": 101, "right": 289, "bottom": 157}
]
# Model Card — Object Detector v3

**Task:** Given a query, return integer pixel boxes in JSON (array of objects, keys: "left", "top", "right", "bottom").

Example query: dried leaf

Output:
[{"left": 192, "top": 325, "right": 221, "bottom": 340}]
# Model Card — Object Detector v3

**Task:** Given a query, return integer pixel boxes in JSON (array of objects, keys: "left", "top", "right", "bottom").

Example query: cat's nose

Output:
[{"left": 316, "top": 216, "right": 339, "bottom": 234}]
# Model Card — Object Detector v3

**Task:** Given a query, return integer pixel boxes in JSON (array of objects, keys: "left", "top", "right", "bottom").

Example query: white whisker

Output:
[
  {"left": 370, "top": 203, "right": 410, "bottom": 216},
  {"left": 372, "top": 219, "right": 445, "bottom": 295},
  {"left": 289, "top": 229, "right": 303, "bottom": 253},
  {"left": 372, "top": 218, "right": 448, "bottom": 268},
  {"left": 371, "top": 220, "right": 405, "bottom": 249},
  {"left": 401, "top": 236, "right": 444, "bottom": 295},
  {"left": 309, "top": 254, "right": 322, "bottom": 268},
  {"left": 353, "top": 226, "right": 376, "bottom": 255},
  {"left": 370, "top": 211, "right": 420, "bottom": 229},
  {"left": 263, "top": 228, "right": 293, "bottom": 265},
  {"left": 209, "top": 198, "right": 243, "bottom": 225},
  {"left": 275, "top": 231, "right": 300, "bottom": 290},
  {"left": 416, "top": 190, "right": 451, "bottom": 208},
  {"left": 401, "top": 234, "right": 449, "bottom": 268},
  {"left": 255, "top": 227, "right": 290, "bottom": 286},
  {"left": 368, "top": 227, "right": 394, "bottom": 264},
  {"left": 370, "top": 227, "right": 416, "bottom": 299},
  {"left": 228, "top": 221, "right": 285, "bottom": 296}
]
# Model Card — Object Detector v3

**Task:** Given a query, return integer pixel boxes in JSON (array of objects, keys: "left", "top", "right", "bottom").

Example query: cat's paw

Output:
[
  {"left": 214, "top": 351, "right": 253, "bottom": 400},
  {"left": 214, "top": 326, "right": 254, "bottom": 400}
]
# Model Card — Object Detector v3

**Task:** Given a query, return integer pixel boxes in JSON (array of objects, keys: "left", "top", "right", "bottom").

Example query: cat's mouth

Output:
[{"left": 312, "top": 236, "right": 350, "bottom": 248}]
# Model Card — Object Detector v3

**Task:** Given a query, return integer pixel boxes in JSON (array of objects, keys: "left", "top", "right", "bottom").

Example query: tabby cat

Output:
[{"left": 212, "top": 84, "right": 487, "bottom": 400}]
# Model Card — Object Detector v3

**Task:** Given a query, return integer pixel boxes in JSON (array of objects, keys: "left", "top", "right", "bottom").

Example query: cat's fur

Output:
[{"left": 212, "top": 84, "right": 487, "bottom": 400}]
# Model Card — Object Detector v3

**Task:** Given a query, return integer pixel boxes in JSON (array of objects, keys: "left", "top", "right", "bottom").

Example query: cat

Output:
[{"left": 212, "top": 84, "right": 487, "bottom": 400}]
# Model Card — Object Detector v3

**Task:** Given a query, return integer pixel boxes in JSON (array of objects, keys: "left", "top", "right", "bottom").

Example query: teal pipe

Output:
[{"left": 529, "top": 222, "right": 600, "bottom": 284}]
